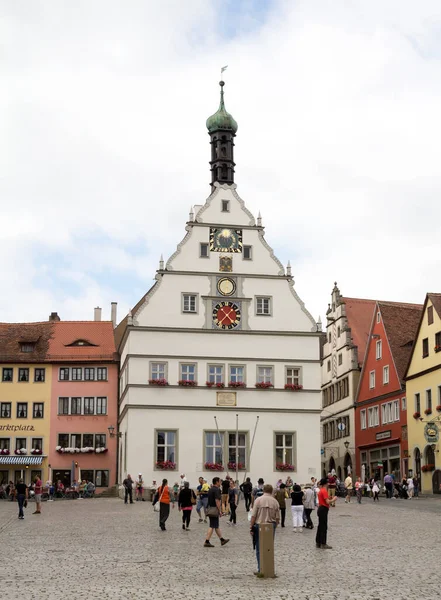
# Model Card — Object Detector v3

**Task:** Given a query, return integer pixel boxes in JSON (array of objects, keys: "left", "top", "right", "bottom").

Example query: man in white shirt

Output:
[{"left": 179, "top": 474, "right": 188, "bottom": 489}]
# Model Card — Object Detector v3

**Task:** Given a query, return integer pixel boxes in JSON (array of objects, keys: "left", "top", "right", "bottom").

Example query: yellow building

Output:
[
  {"left": 405, "top": 293, "right": 441, "bottom": 494},
  {"left": 0, "top": 322, "right": 53, "bottom": 486}
]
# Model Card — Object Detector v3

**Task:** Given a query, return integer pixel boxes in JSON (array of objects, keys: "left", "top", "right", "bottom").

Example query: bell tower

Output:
[{"left": 206, "top": 81, "right": 238, "bottom": 190}]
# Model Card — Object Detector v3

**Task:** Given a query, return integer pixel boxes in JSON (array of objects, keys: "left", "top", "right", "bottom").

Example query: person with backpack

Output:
[
  {"left": 240, "top": 477, "right": 253, "bottom": 511},
  {"left": 251, "top": 478, "right": 264, "bottom": 508},
  {"left": 274, "top": 483, "right": 288, "bottom": 527},
  {"left": 178, "top": 481, "right": 196, "bottom": 530}
]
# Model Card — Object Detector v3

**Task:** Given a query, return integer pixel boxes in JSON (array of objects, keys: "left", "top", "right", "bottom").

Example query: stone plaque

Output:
[{"left": 216, "top": 392, "right": 237, "bottom": 407}]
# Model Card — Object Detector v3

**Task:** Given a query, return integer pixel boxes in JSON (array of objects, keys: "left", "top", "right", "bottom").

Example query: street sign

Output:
[
  {"left": 337, "top": 422, "right": 346, "bottom": 432},
  {"left": 321, "top": 448, "right": 325, "bottom": 455}
]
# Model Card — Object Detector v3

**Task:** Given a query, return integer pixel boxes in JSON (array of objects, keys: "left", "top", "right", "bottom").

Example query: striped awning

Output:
[{"left": 0, "top": 455, "right": 44, "bottom": 465}]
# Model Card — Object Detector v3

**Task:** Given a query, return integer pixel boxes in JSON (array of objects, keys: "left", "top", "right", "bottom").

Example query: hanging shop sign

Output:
[{"left": 424, "top": 422, "right": 439, "bottom": 444}]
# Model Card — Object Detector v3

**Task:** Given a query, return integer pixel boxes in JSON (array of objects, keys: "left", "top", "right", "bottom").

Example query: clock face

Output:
[
  {"left": 212, "top": 301, "right": 241, "bottom": 330},
  {"left": 217, "top": 277, "right": 236, "bottom": 296},
  {"left": 210, "top": 228, "right": 243, "bottom": 253}
]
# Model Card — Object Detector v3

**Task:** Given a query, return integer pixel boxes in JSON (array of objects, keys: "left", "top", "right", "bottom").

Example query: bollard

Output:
[{"left": 259, "top": 523, "right": 275, "bottom": 578}]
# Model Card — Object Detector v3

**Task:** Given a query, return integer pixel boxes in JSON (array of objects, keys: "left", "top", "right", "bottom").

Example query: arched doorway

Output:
[
  {"left": 337, "top": 466, "right": 342, "bottom": 481},
  {"left": 414, "top": 448, "right": 421, "bottom": 479},
  {"left": 329, "top": 456, "right": 336, "bottom": 474},
  {"left": 432, "top": 470, "right": 441, "bottom": 494},
  {"left": 344, "top": 452, "right": 352, "bottom": 477},
  {"left": 424, "top": 445, "right": 435, "bottom": 468}
]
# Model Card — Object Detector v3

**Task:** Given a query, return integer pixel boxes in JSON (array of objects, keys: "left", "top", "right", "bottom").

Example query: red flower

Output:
[
  {"left": 178, "top": 380, "right": 197, "bottom": 387},
  {"left": 255, "top": 382, "right": 274, "bottom": 389},
  {"left": 229, "top": 381, "right": 246, "bottom": 388},
  {"left": 276, "top": 463, "right": 295, "bottom": 471},
  {"left": 284, "top": 384, "right": 303, "bottom": 391},
  {"left": 424, "top": 408, "right": 432, "bottom": 415},
  {"left": 156, "top": 460, "right": 176, "bottom": 470},
  {"left": 413, "top": 412, "right": 421, "bottom": 419},
  {"left": 148, "top": 378, "right": 169, "bottom": 386},
  {"left": 204, "top": 462, "right": 224, "bottom": 471}
]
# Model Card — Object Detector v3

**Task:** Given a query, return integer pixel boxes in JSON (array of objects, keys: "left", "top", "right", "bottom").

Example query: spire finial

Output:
[
  {"left": 257, "top": 212, "right": 262, "bottom": 227},
  {"left": 287, "top": 261, "right": 292, "bottom": 277},
  {"left": 189, "top": 206, "right": 194, "bottom": 221},
  {"left": 317, "top": 316, "right": 323, "bottom": 332},
  {"left": 159, "top": 254, "right": 164, "bottom": 270}
]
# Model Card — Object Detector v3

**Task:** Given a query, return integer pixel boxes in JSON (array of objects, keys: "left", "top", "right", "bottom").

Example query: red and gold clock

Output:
[{"left": 212, "top": 301, "right": 241, "bottom": 330}]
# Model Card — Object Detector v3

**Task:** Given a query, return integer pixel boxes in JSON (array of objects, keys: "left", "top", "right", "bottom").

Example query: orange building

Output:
[{"left": 48, "top": 319, "right": 119, "bottom": 490}]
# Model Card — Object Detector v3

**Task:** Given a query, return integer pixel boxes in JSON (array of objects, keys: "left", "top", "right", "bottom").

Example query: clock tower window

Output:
[
  {"left": 256, "top": 297, "right": 272, "bottom": 316},
  {"left": 200, "top": 243, "right": 209, "bottom": 258},
  {"left": 243, "top": 245, "right": 252, "bottom": 260}
]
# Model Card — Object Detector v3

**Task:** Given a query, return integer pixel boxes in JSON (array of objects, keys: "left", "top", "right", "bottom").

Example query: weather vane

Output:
[{"left": 220, "top": 65, "right": 228, "bottom": 80}]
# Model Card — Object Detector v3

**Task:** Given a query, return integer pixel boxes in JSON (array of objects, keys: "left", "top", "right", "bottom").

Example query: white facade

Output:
[{"left": 117, "top": 180, "right": 321, "bottom": 487}]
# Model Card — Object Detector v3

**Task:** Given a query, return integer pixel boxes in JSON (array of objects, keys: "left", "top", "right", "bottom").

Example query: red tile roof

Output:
[
  {"left": 379, "top": 301, "right": 423, "bottom": 381},
  {"left": 428, "top": 293, "right": 441, "bottom": 319},
  {"left": 0, "top": 322, "right": 53, "bottom": 363},
  {"left": 341, "top": 297, "right": 376, "bottom": 366},
  {"left": 48, "top": 321, "right": 117, "bottom": 362}
]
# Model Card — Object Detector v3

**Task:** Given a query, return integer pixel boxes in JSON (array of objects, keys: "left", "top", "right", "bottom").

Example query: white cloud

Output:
[{"left": 1, "top": 0, "right": 441, "bottom": 324}]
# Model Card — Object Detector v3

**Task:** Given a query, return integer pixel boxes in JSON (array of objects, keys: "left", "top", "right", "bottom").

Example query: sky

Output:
[{"left": 2, "top": 0, "right": 441, "bottom": 326}]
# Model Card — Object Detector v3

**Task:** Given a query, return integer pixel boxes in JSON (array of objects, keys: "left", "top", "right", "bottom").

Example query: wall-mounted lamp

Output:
[{"left": 108, "top": 425, "right": 122, "bottom": 438}]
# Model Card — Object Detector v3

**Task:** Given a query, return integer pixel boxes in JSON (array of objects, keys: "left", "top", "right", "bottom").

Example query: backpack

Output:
[{"left": 254, "top": 486, "right": 264, "bottom": 499}]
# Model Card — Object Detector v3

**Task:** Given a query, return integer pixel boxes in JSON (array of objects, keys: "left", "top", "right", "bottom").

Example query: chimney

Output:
[
  {"left": 111, "top": 302, "right": 117, "bottom": 327},
  {"left": 48, "top": 312, "right": 60, "bottom": 322},
  {"left": 94, "top": 307, "right": 102, "bottom": 321}
]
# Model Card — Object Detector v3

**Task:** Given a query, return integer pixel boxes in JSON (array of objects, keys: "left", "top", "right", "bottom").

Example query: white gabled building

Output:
[{"left": 115, "top": 81, "right": 322, "bottom": 486}]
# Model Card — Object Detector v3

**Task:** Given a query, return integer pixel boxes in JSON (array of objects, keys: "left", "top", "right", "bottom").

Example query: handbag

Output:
[
  {"left": 206, "top": 505, "right": 219, "bottom": 517},
  {"left": 191, "top": 490, "right": 197, "bottom": 505},
  {"left": 153, "top": 486, "right": 166, "bottom": 512}
]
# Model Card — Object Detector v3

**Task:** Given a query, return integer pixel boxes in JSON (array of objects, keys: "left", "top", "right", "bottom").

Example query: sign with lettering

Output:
[
  {"left": 0, "top": 425, "right": 35, "bottom": 432},
  {"left": 216, "top": 392, "right": 237, "bottom": 407},
  {"left": 375, "top": 430, "right": 391, "bottom": 441},
  {"left": 424, "top": 422, "right": 439, "bottom": 444}
]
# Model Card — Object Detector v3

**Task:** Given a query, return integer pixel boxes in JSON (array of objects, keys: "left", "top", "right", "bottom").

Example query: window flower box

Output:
[
  {"left": 255, "top": 382, "right": 274, "bottom": 389},
  {"left": 436, "top": 405, "right": 441, "bottom": 412},
  {"left": 0, "top": 449, "right": 10, "bottom": 455},
  {"left": 148, "top": 378, "right": 169, "bottom": 386},
  {"left": 95, "top": 447, "right": 108, "bottom": 454},
  {"left": 229, "top": 381, "right": 246, "bottom": 388},
  {"left": 80, "top": 447, "right": 95, "bottom": 453},
  {"left": 422, "top": 464, "right": 435, "bottom": 472},
  {"left": 434, "top": 345, "right": 441, "bottom": 353},
  {"left": 31, "top": 449, "right": 42, "bottom": 455},
  {"left": 227, "top": 461, "right": 246, "bottom": 470},
  {"left": 156, "top": 460, "right": 176, "bottom": 470},
  {"left": 413, "top": 412, "right": 421, "bottom": 419},
  {"left": 276, "top": 462, "right": 295, "bottom": 472},
  {"left": 15, "top": 448, "right": 27, "bottom": 455},
  {"left": 424, "top": 408, "right": 432, "bottom": 416},
  {"left": 178, "top": 380, "right": 197, "bottom": 387},
  {"left": 206, "top": 382, "right": 224, "bottom": 388},
  {"left": 284, "top": 384, "right": 303, "bottom": 391},
  {"left": 204, "top": 462, "right": 224, "bottom": 471}
]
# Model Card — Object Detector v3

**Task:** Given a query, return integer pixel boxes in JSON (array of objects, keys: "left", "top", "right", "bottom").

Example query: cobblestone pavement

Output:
[{"left": 0, "top": 495, "right": 439, "bottom": 599}]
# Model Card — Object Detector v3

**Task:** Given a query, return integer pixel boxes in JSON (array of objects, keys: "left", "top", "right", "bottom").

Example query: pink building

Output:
[{"left": 48, "top": 320, "right": 118, "bottom": 490}]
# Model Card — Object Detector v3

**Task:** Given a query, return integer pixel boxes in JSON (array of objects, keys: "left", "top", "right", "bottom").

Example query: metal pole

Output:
[
  {"left": 235, "top": 413, "right": 239, "bottom": 484},
  {"left": 214, "top": 416, "right": 227, "bottom": 476},
  {"left": 243, "top": 416, "right": 259, "bottom": 482}
]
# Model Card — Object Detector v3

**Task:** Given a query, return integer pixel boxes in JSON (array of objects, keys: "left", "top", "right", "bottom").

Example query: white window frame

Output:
[
  {"left": 207, "top": 364, "right": 224, "bottom": 384},
  {"left": 369, "top": 371, "right": 375, "bottom": 389},
  {"left": 155, "top": 430, "right": 177, "bottom": 467},
  {"left": 383, "top": 365, "right": 389, "bottom": 384},
  {"left": 150, "top": 362, "right": 167, "bottom": 381},
  {"left": 274, "top": 432, "right": 296, "bottom": 469},
  {"left": 204, "top": 431, "right": 224, "bottom": 466},
  {"left": 71, "top": 368, "right": 82, "bottom": 381},
  {"left": 393, "top": 400, "right": 399, "bottom": 421},
  {"left": 256, "top": 296, "right": 272, "bottom": 316},
  {"left": 59, "top": 368, "right": 70, "bottom": 381},
  {"left": 179, "top": 363, "right": 197, "bottom": 382},
  {"left": 97, "top": 367, "right": 108, "bottom": 381},
  {"left": 360, "top": 409, "right": 367, "bottom": 430},
  {"left": 257, "top": 365, "right": 273, "bottom": 384},
  {"left": 285, "top": 366, "right": 301, "bottom": 386},
  {"left": 368, "top": 406, "right": 379, "bottom": 427},
  {"left": 376, "top": 340, "right": 382, "bottom": 360},
  {"left": 229, "top": 365, "right": 245, "bottom": 384},
  {"left": 96, "top": 397, "right": 107, "bottom": 415},
  {"left": 381, "top": 404, "right": 387, "bottom": 425},
  {"left": 243, "top": 245, "right": 252, "bottom": 260},
  {"left": 200, "top": 243, "right": 209, "bottom": 258},
  {"left": 182, "top": 293, "right": 198, "bottom": 314}
]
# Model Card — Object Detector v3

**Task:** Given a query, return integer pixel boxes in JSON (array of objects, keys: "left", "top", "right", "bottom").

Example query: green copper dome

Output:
[{"left": 206, "top": 81, "right": 238, "bottom": 134}]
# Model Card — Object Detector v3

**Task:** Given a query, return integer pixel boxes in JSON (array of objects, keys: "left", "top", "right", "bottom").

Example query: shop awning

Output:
[{"left": 0, "top": 456, "right": 44, "bottom": 465}]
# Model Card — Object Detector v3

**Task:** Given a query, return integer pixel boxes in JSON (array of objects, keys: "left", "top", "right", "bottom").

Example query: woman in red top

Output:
[{"left": 316, "top": 478, "right": 336, "bottom": 549}]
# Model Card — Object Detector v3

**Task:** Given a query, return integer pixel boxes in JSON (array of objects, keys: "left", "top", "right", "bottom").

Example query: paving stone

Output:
[{"left": 0, "top": 496, "right": 439, "bottom": 599}]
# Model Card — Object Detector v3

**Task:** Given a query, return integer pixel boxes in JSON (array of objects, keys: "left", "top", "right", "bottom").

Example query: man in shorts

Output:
[
  {"left": 204, "top": 477, "right": 229, "bottom": 548},
  {"left": 33, "top": 475, "right": 42, "bottom": 514},
  {"left": 327, "top": 472, "right": 336, "bottom": 506}
]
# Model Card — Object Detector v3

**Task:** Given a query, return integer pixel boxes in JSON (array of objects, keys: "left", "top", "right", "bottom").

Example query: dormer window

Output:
[
  {"left": 20, "top": 343, "right": 35, "bottom": 352},
  {"left": 66, "top": 339, "right": 96, "bottom": 347}
]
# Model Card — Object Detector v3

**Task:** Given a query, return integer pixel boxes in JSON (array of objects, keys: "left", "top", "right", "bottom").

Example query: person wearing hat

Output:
[
  {"left": 136, "top": 473, "right": 145, "bottom": 501},
  {"left": 315, "top": 478, "right": 336, "bottom": 549}
]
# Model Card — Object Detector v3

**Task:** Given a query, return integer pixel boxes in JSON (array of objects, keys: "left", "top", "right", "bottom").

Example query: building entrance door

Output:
[{"left": 432, "top": 470, "right": 441, "bottom": 494}]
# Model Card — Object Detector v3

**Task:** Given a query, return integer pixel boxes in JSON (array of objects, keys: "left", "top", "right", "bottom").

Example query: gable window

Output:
[
  {"left": 2, "top": 368, "right": 13, "bottom": 382},
  {"left": 257, "top": 366, "right": 273, "bottom": 384},
  {"left": 338, "top": 354, "right": 343, "bottom": 366},
  {"left": 243, "top": 245, "right": 252, "bottom": 260},
  {"left": 17, "top": 403, "right": 28, "bottom": 418},
  {"left": 415, "top": 393, "right": 421, "bottom": 414},
  {"left": 18, "top": 368, "right": 29, "bottom": 382},
  {"left": 200, "top": 243, "right": 209, "bottom": 258},
  {"left": 208, "top": 365, "right": 224, "bottom": 384},
  {"left": 428, "top": 306, "right": 434, "bottom": 325},
  {"left": 156, "top": 430, "right": 177, "bottom": 467},
  {"left": 97, "top": 368, "right": 107, "bottom": 381},
  {"left": 71, "top": 368, "right": 82, "bottom": 381},
  {"left": 71, "top": 397, "right": 82, "bottom": 415},
  {"left": 422, "top": 338, "right": 429, "bottom": 358},
  {"left": 221, "top": 200, "right": 230, "bottom": 212},
  {"left": 369, "top": 371, "right": 375, "bottom": 389},
  {"left": 375, "top": 340, "right": 382, "bottom": 360},
  {"left": 426, "top": 389, "right": 432, "bottom": 412},
  {"left": 256, "top": 297, "right": 271, "bottom": 316},
  {"left": 33, "top": 403, "right": 44, "bottom": 419},
  {"left": 180, "top": 364, "right": 196, "bottom": 382},
  {"left": 84, "top": 397, "right": 95, "bottom": 415},
  {"left": 286, "top": 367, "right": 300, "bottom": 386},
  {"left": 401, "top": 397, "right": 406, "bottom": 411},
  {"left": 34, "top": 368, "right": 45, "bottom": 382},
  {"left": 59, "top": 368, "right": 70, "bottom": 381},
  {"left": 0, "top": 403, "right": 11, "bottom": 418},
  {"left": 383, "top": 365, "right": 389, "bottom": 385},
  {"left": 58, "top": 397, "right": 69, "bottom": 415},
  {"left": 151, "top": 363, "right": 166, "bottom": 381},
  {"left": 377, "top": 312, "right": 381, "bottom": 323},
  {"left": 360, "top": 409, "right": 367, "bottom": 430},
  {"left": 96, "top": 397, "right": 107, "bottom": 415},
  {"left": 182, "top": 294, "right": 197, "bottom": 313},
  {"left": 230, "top": 365, "right": 245, "bottom": 384},
  {"left": 84, "top": 368, "right": 95, "bottom": 381}
]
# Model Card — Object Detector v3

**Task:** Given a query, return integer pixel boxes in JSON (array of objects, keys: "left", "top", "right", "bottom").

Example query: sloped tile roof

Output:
[
  {"left": 0, "top": 322, "right": 53, "bottom": 363},
  {"left": 428, "top": 293, "right": 441, "bottom": 319},
  {"left": 379, "top": 301, "right": 423, "bottom": 381},
  {"left": 48, "top": 321, "right": 117, "bottom": 362},
  {"left": 340, "top": 297, "right": 376, "bottom": 366}
]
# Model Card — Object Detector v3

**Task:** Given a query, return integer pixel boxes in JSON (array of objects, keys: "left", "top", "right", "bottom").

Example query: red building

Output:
[{"left": 355, "top": 301, "right": 422, "bottom": 483}]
